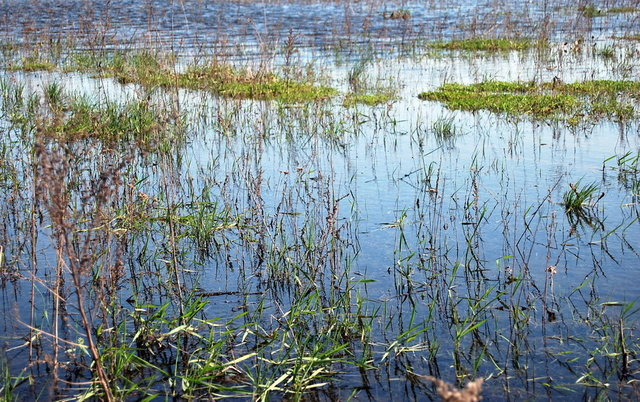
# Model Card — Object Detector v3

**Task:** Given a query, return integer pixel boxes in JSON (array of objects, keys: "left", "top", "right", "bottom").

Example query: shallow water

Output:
[{"left": 1, "top": 1, "right": 640, "bottom": 400}]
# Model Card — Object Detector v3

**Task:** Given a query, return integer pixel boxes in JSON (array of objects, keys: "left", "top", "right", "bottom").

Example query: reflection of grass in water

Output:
[
  {"left": 419, "top": 80, "right": 638, "bottom": 121},
  {"left": 1, "top": 6, "right": 640, "bottom": 401}
]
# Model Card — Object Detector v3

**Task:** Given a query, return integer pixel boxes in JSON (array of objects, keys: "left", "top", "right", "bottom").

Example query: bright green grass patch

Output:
[
  {"left": 438, "top": 81, "right": 537, "bottom": 94},
  {"left": 89, "top": 52, "right": 336, "bottom": 103},
  {"left": 43, "top": 98, "right": 173, "bottom": 146},
  {"left": 581, "top": 5, "right": 604, "bottom": 17},
  {"left": 607, "top": 7, "right": 640, "bottom": 13},
  {"left": 419, "top": 80, "right": 638, "bottom": 120},
  {"left": 419, "top": 90, "right": 580, "bottom": 117},
  {"left": 34, "top": 84, "right": 182, "bottom": 149},
  {"left": 581, "top": 5, "right": 638, "bottom": 17},
  {"left": 343, "top": 91, "right": 395, "bottom": 107},
  {"left": 543, "top": 80, "right": 640, "bottom": 95},
  {"left": 8, "top": 55, "right": 56, "bottom": 72},
  {"left": 429, "top": 38, "right": 539, "bottom": 52},
  {"left": 616, "top": 34, "right": 640, "bottom": 41}
]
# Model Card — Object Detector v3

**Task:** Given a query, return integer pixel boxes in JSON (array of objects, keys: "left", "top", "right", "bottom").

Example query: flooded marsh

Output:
[{"left": 1, "top": 0, "right": 640, "bottom": 400}]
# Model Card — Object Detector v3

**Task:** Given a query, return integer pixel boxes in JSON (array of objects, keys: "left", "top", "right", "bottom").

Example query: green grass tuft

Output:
[
  {"left": 581, "top": 5, "right": 604, "bottom": 17},
  {"left": 419, "top": 79, "right": 639, "bottom": 121},
  {"left": 9, "top": 55, "right": 56, "bottom": 72},
  {"left": 343, "top": 91, "right": 395, "bottom": 107},
  {"left": 419, "top": 87, "right": 581, "bottom": 117},
  {"left": 429, "top": 38, "right": 541, "bottom": 52},
  {"left": 607, "top": 7, "right": 640, "bottom": 13},
  {"left": 562, "top": 181, "right": 601, "bottom": 212},
  {"left": 76, "top": 52, "right": 337, "bottom": 103}
]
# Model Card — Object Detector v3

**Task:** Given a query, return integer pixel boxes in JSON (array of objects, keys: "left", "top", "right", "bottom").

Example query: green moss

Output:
[
  {"left": 419, "top": 79, "right": 639, "bottom": 121},
  {"left": 429, "top": 38, "right": 539, "bottom": 52}
]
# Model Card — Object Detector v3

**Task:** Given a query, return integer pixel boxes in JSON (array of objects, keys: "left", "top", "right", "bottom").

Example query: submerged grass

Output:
[{"left": 419, "top": 80, "right": 639, "bottom": 121}]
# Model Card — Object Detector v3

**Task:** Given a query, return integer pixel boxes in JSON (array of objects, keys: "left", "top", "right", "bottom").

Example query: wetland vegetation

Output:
[{"left": 1, "top": 0, "right": 640, "bottom": 400}]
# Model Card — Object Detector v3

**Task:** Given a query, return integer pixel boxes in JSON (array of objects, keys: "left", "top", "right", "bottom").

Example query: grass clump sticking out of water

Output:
[
  {"left": 429, "top": 38, "right": 540, "bottom": 52},
  {"left": 607, "top": 7, "right": 640, "bottom": 13},
  {"left": 35, "top": 83, "right": 182, "bottom": 150},
  {"left": 96, "top": 52, "right": 336, "bottom": 103},
  {"left": 562, "top": 181, "right": 604, "bottom": 228},
  {"left": 418, "top": 82, "right": 580, "bottom": 118},
  {"left": 581, "top": 5, "right": 605, "bottom": 17},
  {"left": 342, "top": 57, "right": 397, "bottom": 107},
  {"left": 582, "top": 4, "right": 639, "bottom": 17},
  {"left": 563, "top": 181, "right": 601, "bottom": 212},
  {"left": 8, "top": 54, "right": 56, "bottom": 72},
  {"left": 432, "top": 116, "right": 458, "bottom": 139},
  {"left": 419, "top": 79, "right": 638, "bottom": 121},
  {"left": 343, "top": 91, "right": 395, "bottom": 107}
]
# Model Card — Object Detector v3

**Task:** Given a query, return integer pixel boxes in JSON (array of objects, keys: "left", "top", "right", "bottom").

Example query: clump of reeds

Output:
[{"left": 562, "top": 181, "right": 601, "bottom": 212}]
